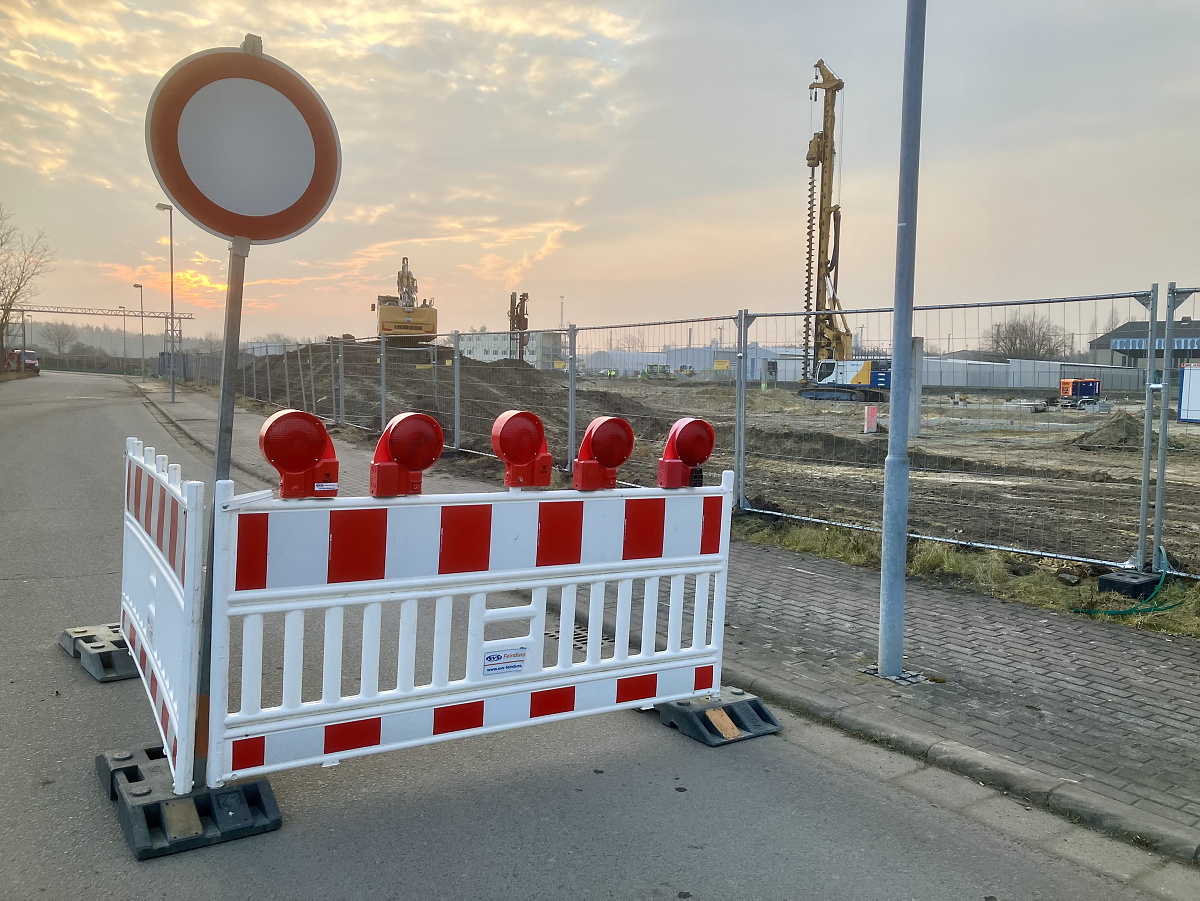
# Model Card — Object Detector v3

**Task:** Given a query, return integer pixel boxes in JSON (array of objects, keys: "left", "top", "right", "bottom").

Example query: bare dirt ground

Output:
[{"left": 242, "top": 349, "right": 1200, "bottom": 572}]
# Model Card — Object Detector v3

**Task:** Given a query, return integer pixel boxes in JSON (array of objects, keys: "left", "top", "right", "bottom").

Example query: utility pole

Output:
[{"left": 877, "top": 0, "right": 928, "bottom": 679}]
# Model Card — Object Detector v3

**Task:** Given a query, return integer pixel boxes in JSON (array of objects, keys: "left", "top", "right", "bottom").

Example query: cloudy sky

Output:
[{"left": 3, "top": 1, "right": 1199, "bottom": 341}]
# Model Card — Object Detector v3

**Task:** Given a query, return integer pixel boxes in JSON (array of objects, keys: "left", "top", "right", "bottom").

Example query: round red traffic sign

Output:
[{"left": 146, "top": 46, "right": 340, "bottom": 244}]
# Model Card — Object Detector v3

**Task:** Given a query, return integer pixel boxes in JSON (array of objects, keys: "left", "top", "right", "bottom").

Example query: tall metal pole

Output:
[
  {"left": 195, "top": 236, "right": 250, "bottom": 786},
  {"left": 338, "top": 337, "right": 346, "bottom": 424},
  {"left": 878, "top": 0, "right": 928, "bottom": 678},
  {"left": 120, "top": 307, "right": 127, "bottom": 374},
  {"left": 1153, "top": 282, "right": 1188, "bottom": 570},
  {"left": 1135, "top": 284, "right": 1159, "bottom": 571},
  {"left": 735, "top": 310, "right": 748, "bottom": 508}
]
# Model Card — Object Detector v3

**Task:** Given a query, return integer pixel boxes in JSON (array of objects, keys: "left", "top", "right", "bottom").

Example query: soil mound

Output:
[{"left": 1072, "top": 412, "right": 1143, "bottom": 448}]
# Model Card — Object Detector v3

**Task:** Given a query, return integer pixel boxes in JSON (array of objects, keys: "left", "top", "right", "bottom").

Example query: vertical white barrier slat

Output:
[
  {"left": 640, "top": 576, "right": 660, "bottom": 657},
  {"left": 432, "top": 595, "right": 453, "bottom": 688},
  {"left": 614, "top": 579, "right": 632, "bottom": 661},
  {"left": 360, "top": 602, "right": 381, "bottom": 698},
  {"left": 282, "top": 610, "right": 305, "bottom": 708},
  {"left": 667, "top": 574, "right": 684, "bottom": 654},
  {"left": 465, "top": 593, "right": 487, "bottom": 682},
  {"left": 528, "top": 587, "right": 547, "bottom": 675},
  {"left": 240, "top": 614, "right": 264, "bottom": 716},
  {"left": 586, "top": 581, "right": 605, "bottom": 664},
  {"left": 557, "top": 584, "right": 577, "bottom": 669},
  {"left": 692, "top": 573, "right": 710, "bottom": 650},
  {"left": 322, "top": 606, "right": 343, "bottom": 703},
  {"left": 397, "top": 598, "right": 417, "bottom": 692}
]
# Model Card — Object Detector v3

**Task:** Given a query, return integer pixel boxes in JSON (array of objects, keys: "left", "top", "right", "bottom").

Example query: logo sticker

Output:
[{"left": 482, "top": 647, "right": 527, "bottom": 677}]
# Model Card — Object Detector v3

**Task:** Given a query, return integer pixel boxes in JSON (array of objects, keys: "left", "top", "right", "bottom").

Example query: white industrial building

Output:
[{"left": 457, "top": 330, "right": 565, "bottom": 370}]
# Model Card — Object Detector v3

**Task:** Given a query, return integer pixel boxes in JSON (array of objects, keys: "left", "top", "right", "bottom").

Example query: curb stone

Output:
[{"left": 723, "top": 661, "right": 1200, "bottom": 866}]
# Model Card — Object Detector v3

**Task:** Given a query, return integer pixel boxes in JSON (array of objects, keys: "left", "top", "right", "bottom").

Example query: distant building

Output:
[
  {"left": 457, "top": 330, "right": 565, "bottom": 370},
  {"left": 1089, "top": 319, "right": 1200, "bottom": 367}
]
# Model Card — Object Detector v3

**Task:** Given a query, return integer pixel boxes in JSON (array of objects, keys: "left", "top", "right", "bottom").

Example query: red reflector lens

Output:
[
  {"left": 496, "top": 414, "right": 543, "bottom": 466},
  {"left": 675, "top": 419, "right": 715, "bottom": 468},
  {"left": 262, "top": 415, "right": 327, "bottom": 472},
  {"left": 388, "top": 415, "right": 443, "bottom": 471},
  {"left": 591, "top": 418, "right": 634, "bottom": 468}
]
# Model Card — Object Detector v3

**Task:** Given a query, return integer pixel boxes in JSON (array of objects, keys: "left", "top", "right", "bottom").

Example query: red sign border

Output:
[{"left": 146, "top": 49, "right": 340, "bottom": 244}]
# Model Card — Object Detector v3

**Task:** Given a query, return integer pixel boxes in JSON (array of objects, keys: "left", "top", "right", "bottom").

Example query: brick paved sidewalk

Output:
[
  {"left": 141, "top": 380, "right": 1200, "bottom": 858},
  {"left": 723, "top": 541, "right": 1200, "bottom": 837}
]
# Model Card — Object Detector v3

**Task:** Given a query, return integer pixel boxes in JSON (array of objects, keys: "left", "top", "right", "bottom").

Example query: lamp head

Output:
[
  {"left": 155, "top": 203, "right": 173, "bottom": 212},
  {"left": 132, "top": 283, "right": 142, "bottom": 288}
]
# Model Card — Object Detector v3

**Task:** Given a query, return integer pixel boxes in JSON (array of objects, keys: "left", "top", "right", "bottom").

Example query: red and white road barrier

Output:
[
  {"left": 120, "top": 438, "right": 206, "bottom": 794},
  {"left": 205, "top": 472, "right": 733, "bottom": 786}
]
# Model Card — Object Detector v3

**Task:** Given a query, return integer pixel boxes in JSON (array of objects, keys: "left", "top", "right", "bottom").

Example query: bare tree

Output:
[
  {"left": 199, "top": 331, "right": 223, "bottom": 353},
  {"left": 42, "top": 320, "right": 78, "bottom": 354},
  {"left": 984, "top": 315, "right": 1072, "bottom": 360},
  {"left": 0, "top": 203, "right": 55, "bottom": 358},
  {"left": 617, "top": 332, "right": 645, "bottom": 353}
]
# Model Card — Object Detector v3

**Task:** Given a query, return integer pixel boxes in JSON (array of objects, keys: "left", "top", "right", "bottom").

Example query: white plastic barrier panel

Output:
[
  {"left": 1181, "top": 365, "right": 1200, "bottom": 424},
  {"left": 206, "top": 472, "right": 733, "bottom": 786},
  {"left": 120, "top": 438, "right": 206, "bottom": 794}
]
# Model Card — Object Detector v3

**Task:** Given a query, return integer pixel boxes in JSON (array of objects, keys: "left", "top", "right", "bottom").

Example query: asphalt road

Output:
[{"left": 0, "top": 372, "right": 1151, "bottom": 900}]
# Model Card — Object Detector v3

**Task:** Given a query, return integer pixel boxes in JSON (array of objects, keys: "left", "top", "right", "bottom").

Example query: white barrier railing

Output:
[
  {"left": 120, "top": 438, "right": 206, "bottom": 794},
  {"left": 206, "top": 472, "right": 733, "bottom": 786}
]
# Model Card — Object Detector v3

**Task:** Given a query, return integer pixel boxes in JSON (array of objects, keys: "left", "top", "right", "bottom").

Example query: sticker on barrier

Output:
[
  {"left": 205, "top": 469, "right": 733, "bottom": 786},
  {"left": 120, "top": 438, "right": 206, "bottom": 794}
]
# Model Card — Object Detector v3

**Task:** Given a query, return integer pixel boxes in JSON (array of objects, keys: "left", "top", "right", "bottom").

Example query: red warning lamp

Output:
[
  {"left": 492, "top": 410, "right": 553, "bottom": 488},
  {"left": 371, "top": 412, "right": 444, "bottom": 497},
  {"left": 572, "top": 416, "right": 635, "bottom": 491},
  {"left": 259, "top": 410, "right": 339, "bottom": 498},
  {"left": 657, "top": 417, "right": 716, "bottom": 488}
]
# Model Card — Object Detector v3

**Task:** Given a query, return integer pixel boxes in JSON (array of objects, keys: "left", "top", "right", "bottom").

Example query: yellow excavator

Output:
[{"left": 373, "top": 257, "right": 437, "bottom": 341}]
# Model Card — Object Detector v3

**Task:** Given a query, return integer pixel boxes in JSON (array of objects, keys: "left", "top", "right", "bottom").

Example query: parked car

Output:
[{"left": 4, "top": 350, "right": 39, "bottom": 374}]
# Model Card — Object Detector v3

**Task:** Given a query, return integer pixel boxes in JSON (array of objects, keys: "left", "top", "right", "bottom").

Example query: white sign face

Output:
[
  {"left": 146, "top": 46, "right": 340, "bottom": 245},
  {"left": 177, "top": 78, "right": 316, "bottom": 218}
]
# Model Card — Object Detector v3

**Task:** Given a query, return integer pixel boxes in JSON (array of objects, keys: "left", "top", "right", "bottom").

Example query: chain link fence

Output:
[{"left": 171, "top": 287, "right": 1199, "bottom": 578}]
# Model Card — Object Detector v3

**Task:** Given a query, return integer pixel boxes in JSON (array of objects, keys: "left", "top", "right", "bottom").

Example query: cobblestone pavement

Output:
[
  {"left": 145, "top": 381, "right": 1200, "bottom": 846},
  {"left": 723, "top": 541, "right": 1200, "bottom": 830}
]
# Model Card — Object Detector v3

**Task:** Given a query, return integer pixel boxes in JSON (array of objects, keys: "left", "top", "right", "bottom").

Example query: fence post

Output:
[
  {"left": 380, "top": 335, "right": 387, "bottom": 431},
  {"left": 567, "top": 324, "right": 577, "bottom": 472},
  {"left": 339, "top": 337, "right": 346, "bottom": 425},
  {"left": 328, "top": 339, "right": 337, "bottom": 424},
  {"left": 1153, "top": 282, "right": 1188, "bottom": 571},
  {"left": 1134, "top": 283, "right": 1159, "bottom": 571},
  {"left": 265, "top": 348, "right": 272, "bottom": 406},
  {"left": 250, "top": 345, "right": 257, "bottom": 399},
  {"left": 241, "top": 347, "right": 246, "bottom": 396},
  {"left": 297, "top": 346, "right": 307, "bottom": 412},
  {"left": 283, "top": 344, "right": 291, "bottom": 407},
  {"left": 307, "top": 343, "right": 317, "bottom": 419},
  {"left": 453, "top": 331, "right": 461, "bottom": 451},
  {"left": 909, "top": 336, "right": 924, "bottom": 437},
  {"left": 734, "top": 311, "right": 748, "bottom": 509}
]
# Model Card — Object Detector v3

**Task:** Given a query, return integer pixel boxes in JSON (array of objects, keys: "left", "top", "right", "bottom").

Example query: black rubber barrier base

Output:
[
  {"left": 97, "top": 746, "right": 282, "bottom": 860},
  {"left": 656, "top": 687, "right": 782, "bottom": 746},
  {"left": 1098, "top": 571, "right": 1161, "bottom": 600},
  {"left": 59, "top": 624, "right": 138, "bottom": 682}
]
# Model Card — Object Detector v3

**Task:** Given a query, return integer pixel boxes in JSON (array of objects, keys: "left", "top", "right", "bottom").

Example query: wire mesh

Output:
[
  {"left": 743, "top": 294, "right": 1164, "bottom": 567},
  {"left": 574, "top": 318, "right": 738, "bottom": 487}
]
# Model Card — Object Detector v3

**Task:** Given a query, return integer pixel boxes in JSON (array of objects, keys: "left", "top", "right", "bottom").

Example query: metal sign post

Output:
[{"left": 136, "top": 32, "right": 340, "bottom": 827}]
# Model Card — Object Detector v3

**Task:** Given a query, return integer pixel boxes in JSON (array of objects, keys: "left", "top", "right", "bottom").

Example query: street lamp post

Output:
[
  {"left": 132, "top": 283, "right": 145, "bottom": 382},
  {"left": 156, "top": 202, "right": 176, "bottom": 402},
  {"left": 119, "top": 306, "right": 127, "bottom": 375}
]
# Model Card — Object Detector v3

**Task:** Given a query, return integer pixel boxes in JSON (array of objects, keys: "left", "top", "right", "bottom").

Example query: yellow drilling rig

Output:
[{"left": 802, "top": 61, "right": 854, "bottom": 375}]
